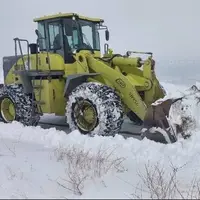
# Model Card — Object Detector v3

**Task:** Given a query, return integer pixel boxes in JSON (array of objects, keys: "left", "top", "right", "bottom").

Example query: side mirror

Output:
[
  {"left": 35, "top": 29, "right": 39, "bottom": 37},
  {"left": 105, "top": 29, "right": 109, "bottom": 41},
  {"left": 35, "top": 29, "right": 44, "bottom": 39}
]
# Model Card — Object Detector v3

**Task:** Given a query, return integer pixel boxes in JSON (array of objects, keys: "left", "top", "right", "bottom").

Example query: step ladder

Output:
[
  {"left": 32, "top": 77, "right": 45, "bottom": 115},
  {"left": 13, "top": 38, "right": 47, "bottom": 115}
]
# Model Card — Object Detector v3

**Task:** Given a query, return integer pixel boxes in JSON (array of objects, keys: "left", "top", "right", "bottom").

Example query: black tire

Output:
[
  {"left": 66, "top": 82, "right": 124, "bottom": 136},
  {"left": 0, "top": 84, "right": 40, "bottom": 126},
  {"left": 127, "top": 111, "right": 143, "bottom": 126}
]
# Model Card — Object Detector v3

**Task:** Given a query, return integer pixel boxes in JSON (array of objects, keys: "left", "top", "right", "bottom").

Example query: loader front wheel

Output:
[
  {"left": 0, "top": 84, "right": 40, "bottom": 126},
  {"left": 66, "top": 82, "right": 124, "bottom": 136}
]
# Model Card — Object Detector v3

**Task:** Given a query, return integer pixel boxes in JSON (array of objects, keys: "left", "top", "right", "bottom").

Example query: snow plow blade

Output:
[{"left": 141, "top": 98, "right": 184, "bottom": 144}]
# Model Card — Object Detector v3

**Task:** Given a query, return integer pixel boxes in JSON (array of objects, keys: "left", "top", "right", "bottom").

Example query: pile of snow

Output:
[{"left": 1, "top": 82, "right": 200, "bottom": 198}]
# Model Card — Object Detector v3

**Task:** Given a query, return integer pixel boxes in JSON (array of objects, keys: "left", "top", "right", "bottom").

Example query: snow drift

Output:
[{"left": 0, "top": 81, "right": 200, "bottom": 198}]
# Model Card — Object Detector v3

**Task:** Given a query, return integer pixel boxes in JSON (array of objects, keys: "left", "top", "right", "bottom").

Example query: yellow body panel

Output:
[
  {"left": 5, "top": 67, "right": 16, "bottom": 85},
  {"left": 5, "top": 53, "right": 64, "bottom": 81},
  {"left": 33, "top": 79, "right": 66, "bottom": 115},
  {"left": 32, "top": 53, "right": 65, "bottom": 71},
  {"left": 18, "top": 53, "right": 66, "bottom": 71}
]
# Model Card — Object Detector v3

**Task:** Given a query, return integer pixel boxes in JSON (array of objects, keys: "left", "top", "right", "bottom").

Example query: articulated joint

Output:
[{"left": 144, "top": 80, "right": 152, "bottom": 90}]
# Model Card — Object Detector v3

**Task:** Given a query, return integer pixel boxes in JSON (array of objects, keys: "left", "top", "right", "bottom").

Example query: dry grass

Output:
[
  {"left": 54, "top": 145, "right": 126, "bottom": 195},
  {"left": 132, "top": 161, "right": 200, "bottom": 199}
]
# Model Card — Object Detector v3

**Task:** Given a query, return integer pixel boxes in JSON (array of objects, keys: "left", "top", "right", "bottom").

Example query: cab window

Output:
[
  {"left": 37, "top": 22, "right": 46, "bottom": 51},
  {"left": 48, "top": 21, "right": 62, "bottom": 50}
]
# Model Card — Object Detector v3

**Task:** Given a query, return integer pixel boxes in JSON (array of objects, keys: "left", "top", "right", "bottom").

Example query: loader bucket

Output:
[{"left": 141, "top": 98, "right": 184, "bottom": 144}]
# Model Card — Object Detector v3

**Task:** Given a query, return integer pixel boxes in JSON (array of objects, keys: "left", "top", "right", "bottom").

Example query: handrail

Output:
[{"left": 13, "top": 38, "right": 30, "bottom": 70}]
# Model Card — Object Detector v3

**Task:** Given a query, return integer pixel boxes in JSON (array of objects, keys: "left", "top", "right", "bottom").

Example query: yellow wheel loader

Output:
[{"left": 0, "top": 13, "right": 184, "bottom": 143}]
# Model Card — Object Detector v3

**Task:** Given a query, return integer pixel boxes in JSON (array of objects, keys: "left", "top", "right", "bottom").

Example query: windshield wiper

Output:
[
  {"left": 76, "top": 33, "right": 94, "bottom": 53},
  {"left": 82, "top": 33, "right": 93, "bottom": 49}
]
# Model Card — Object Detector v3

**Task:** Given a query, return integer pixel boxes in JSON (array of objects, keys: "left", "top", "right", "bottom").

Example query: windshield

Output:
[
  {"left": 63, "top": 18, "right": 100, "bottom": 52},
  {"left": 37, "top": 18, "right": 101, "bottom": 53}
]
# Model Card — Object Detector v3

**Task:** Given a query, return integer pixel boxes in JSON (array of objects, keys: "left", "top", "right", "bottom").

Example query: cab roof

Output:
[{"left": 33, "top": 12, "right": 104, "bottom": 23}]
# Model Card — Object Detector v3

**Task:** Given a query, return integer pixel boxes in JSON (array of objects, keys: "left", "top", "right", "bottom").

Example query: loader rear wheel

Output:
[
  {"left": 66, "top": 82, "right": 124, "bottom": 136},
  {"left": 0, "top": 84, "right": 40, "bottom": 126}
]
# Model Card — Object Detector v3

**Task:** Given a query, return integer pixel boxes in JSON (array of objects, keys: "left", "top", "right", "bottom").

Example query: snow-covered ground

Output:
[{"left": 1, "top": 81, "right": 200, "bottom": 199}]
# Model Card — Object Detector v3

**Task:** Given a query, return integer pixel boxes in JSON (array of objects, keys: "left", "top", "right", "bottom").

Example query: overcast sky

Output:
[{"left": 1, "top": 0, "right": 200, "bottom": 82}]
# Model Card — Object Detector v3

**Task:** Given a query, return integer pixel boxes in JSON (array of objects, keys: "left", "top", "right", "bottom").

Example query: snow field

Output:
[{"left": 0, "top": 81, "right": 200, "bottom": 198}]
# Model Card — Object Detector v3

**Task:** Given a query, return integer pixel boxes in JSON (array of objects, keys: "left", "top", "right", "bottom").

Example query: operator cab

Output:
[{"left": 33, "top": 13, "right": 109, "bottom": 63}]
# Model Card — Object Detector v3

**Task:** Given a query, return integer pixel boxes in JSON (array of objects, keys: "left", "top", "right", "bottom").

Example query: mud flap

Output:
[{"left": 141, "top": 98, "right": 183, "bottom": 144}]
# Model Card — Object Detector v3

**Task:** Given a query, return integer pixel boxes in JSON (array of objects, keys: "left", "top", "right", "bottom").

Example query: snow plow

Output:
[
  {"left": 142, "top": 98, "right": 184, "bottom": 144},
  {"left": 0, "top": 12, "right": 196, "bottom": 143},
  {"left": 141, "top": 84, "right": 200, "bottom": 143}
]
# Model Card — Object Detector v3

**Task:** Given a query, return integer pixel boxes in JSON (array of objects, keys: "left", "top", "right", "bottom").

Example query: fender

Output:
[
  {"left": 64, "top": 73, "right": 100, "bottom": 98},
  {"left": 14, "top": 70, "right": 65, "bottom": 94},
  {"left": 16, "top": 71, "right": 33, "bottom": 93}
]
